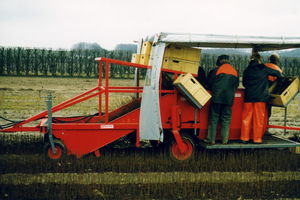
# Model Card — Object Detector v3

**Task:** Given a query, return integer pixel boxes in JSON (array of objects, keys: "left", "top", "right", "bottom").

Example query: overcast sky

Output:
[{"left": 0, "top": 0, "right": 299, "bottom": 50}]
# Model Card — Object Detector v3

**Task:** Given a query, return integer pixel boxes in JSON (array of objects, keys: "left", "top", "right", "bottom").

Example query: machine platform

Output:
[{"left": 199, "top": 135, "right": 300, "bottom": 149}]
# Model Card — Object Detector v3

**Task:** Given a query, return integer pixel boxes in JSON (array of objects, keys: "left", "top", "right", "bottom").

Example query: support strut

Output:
[
  {"left": 46, "top": 93, "right": 56, "bottom": 154},
  {"left": 171, "top": 106, "right": 186, "bottom": 153}
]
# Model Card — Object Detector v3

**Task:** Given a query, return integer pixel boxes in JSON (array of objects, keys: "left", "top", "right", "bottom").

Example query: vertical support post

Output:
[
  {"left": 251, "top": 47, "right": 259, "bottom": 55},
  {"left": 98, "top": 61, "right": 103, "bottom": 116},
  {"left": 194, "top": 108, "right": 198, "bottom": 136},
  {"left": 134, "top": 38, "right": 143, "bottom": 100},
  {"left": 105, "top": 61, "right": 109, "bottom": 123},
  {"left": 134, "top": 68, "right": 140, "bottom": 99},
  {"left": 171, "top": 105, "right": 185, "bottom": 153},
  {"left": 46, "top": 93, "right": 56, "bottom": 153},
  {"left": 136, "top": 129, "right": 140, "bottom": 147}
]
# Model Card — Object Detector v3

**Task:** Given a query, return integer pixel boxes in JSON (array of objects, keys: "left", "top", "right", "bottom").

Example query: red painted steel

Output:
[
  {"left": 95, "top": 57, "right": 152, "bottom": 69},
  {"left": 1, "top": 56, "right": 299, "bottom": 159},
  {"left": 267, "top": 124, "right": 300, "bottom": 131},
  {"left": 98, "top": 61, "right": 103, "bottom": 117},
  {"left": 53, "top": 129, "right": 133, "bottom": 158}
]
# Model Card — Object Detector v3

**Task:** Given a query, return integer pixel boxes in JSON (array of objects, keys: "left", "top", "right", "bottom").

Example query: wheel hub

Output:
[
  {"left": 47, "top": 146, "right": 62, "bottom": 160},
  {"left": 171, "top": 139, "right": 193, "bottom": 160}
]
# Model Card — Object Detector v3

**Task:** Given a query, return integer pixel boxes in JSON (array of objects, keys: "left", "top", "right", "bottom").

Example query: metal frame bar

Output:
[{"left": 1, "top": 57, "right": 151, "bottom": 133}]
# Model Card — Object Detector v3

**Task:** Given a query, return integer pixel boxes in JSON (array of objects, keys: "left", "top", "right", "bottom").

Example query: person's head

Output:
[
  {"left": 250, "top": 53, "right": 262, "bottom": 63},
  {"left": 216, "top": 55, "right": 230, "bottom": 66},
  {"left": 269, "top": 53, "right": 280, "bottom": 64}
]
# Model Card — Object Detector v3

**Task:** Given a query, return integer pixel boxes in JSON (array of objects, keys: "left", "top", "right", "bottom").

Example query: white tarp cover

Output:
[
  {"left": 158, "top": 32, "right": 300, "bottom": 51},
  {"left": 139, "top": 42, "right": 166, "bottom": 141}
]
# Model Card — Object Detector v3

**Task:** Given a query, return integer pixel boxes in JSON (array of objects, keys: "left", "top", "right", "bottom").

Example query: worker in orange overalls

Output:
[
  {"left": 241, "top": 53, "right": 283, "bottom": 144},
  {"left": 204, "top": 55, "right": 239, "bottom": 145},
  {"left": 265, "top": 53, "right": 283, "bottom": 117}
]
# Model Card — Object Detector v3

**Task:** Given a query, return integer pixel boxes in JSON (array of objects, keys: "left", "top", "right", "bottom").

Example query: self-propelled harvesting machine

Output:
[{"left": 1, "top": 33, "right": 300, "bottom": 161}]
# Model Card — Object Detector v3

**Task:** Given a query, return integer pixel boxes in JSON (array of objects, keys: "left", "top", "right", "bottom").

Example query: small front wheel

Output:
[
  {"left": 44, "top": 139, "right": 66, "bottom": 160},
  {"left": 167, "top": 133, "right": 195, "bottom": 161}
]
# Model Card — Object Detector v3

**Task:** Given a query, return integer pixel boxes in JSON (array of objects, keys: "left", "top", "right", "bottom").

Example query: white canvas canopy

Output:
[{"left": 157, "top": 32, "right": 300, "bottom": 51}]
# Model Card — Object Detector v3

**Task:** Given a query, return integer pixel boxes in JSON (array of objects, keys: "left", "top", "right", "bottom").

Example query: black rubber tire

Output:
[
  {"left": 43, "top": 139, "right": 66, "bottom": 160},
  {"left": 166, "top": 133, "right": 195, "bottom": 162}
]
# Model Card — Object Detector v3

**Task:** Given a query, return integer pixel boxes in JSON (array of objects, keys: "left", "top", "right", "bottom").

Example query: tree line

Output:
[
  {"left": 0, "top": 47, "right": 299, "bottom": 78},
  {"left": 0, "top": 47, "right": 137, "bottom": 78}
]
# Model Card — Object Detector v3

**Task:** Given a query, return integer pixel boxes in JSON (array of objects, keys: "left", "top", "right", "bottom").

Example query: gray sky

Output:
[{"left": 0, "top": 0, "right": 299, "bottom": 50}]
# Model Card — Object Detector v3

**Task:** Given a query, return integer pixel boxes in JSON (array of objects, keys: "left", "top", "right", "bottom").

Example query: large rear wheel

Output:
[
  {"left": 44, "top": 139, "right": 66, "bottom": 160},
  {"left": 167, "top": 133, "right": 195, "bottom": 161}
]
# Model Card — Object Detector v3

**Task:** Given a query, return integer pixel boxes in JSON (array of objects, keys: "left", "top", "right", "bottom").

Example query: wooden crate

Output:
[
  {"left": 131, "top": 54, "right": 141, "bottom": 63},
  {"left": 173, "top": 73, "right": 211, "bottom": 109},
  {"left": 164, "top": 45, "right": 201, "bottom": 62},
  {"left": 269, "top": 77, "right": 299, "bottom": 106},
  {"left": 162, "top": 57, "right": 199, "bottom": 74},
  {"left": 141, "top": 41, "right": 152, "bottom": 55},
  {"left": 139, "top": 54, "right": 150, "bottom": 65}
]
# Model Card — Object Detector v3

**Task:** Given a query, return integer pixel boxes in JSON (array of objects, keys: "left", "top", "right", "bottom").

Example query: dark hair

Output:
[
  {"left": 250, "top": 53, "right": 261, "bottom": 61},
  {"left": 218, "top": 55, "right": 229, "bottom": 61},
  {"left": 270, "top": 54, "right": 280, "bottom": 64},
  {"left": 216, "top": 55, "right": 230, "bottom": 66}
]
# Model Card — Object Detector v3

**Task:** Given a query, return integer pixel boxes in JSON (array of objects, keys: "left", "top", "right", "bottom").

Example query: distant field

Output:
[{"left": 0, "top": 76, "right": 138, "bottom": 122}]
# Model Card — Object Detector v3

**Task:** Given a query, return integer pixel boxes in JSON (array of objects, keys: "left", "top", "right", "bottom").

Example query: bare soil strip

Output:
[{"left": 1, "top": 171, "right": 299, "bottom": 185}]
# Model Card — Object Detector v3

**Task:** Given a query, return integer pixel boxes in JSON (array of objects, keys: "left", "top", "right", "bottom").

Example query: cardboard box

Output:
[
  {"left": 162, "top": 57, "right": 199, "bottom": 74},
  {"left": 131, "top": 54, "right": 140, "bottom": 63},
  {"left": 173, "top": 73, "right": 211, "bottom": 109},
  {"left": 269, "top": 77, "right": 299, "bottom": 106},
  {"left": 141, "top": 41, "right": 152, "bottom": 55},
  {"left": 164, "top": 45, "right": 201, "bottom": 62}
]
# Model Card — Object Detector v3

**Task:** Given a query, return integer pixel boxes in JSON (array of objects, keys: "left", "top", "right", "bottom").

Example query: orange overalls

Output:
[{"left": 241, "top": 62, "right": 282, "bottom": 143}]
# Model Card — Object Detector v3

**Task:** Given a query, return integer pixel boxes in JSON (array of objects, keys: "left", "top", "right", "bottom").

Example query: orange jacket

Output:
[
  {"left": 265, "top": 63, "right": 282, "bottom": 82},
  {"left": 208, "top": 63, "right": 239, "bottom": 105}
]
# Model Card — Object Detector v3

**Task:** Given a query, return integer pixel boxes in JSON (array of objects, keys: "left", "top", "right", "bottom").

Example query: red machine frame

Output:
[{"left": 1, "top": 57, "right": 300, "bottom": 160}]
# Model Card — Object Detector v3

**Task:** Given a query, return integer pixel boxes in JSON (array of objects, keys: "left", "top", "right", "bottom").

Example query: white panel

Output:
[{"left": 139, "top": 42, "right": 166, "bottom": 141}]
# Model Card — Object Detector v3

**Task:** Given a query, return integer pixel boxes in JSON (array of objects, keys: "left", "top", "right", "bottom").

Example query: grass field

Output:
[
  {"left": 0, "top": 76, "right": 138, "bottom": 122},
  {"left": 0, "top": 76, "right": 299, "bottom": 199}
]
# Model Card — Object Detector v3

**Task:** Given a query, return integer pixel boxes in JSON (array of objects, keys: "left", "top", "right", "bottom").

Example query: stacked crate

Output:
[
  {"left": 173, "top": 73, "right": 211, "bottom": 109},
  {"left": 131, "top": 54, "right": 141, "bottom": 63},
  {"left": 131, "top": 43, "right": 201, "bottom": 75},
  {"left": 139, "top": 41, "right": 152, "bottom": 65},
  {"left": 162, "top": 45, "right": 201, "bottom": 74},
  {"left": 131, "top": 41, "right": 152, "bottom": 65}
]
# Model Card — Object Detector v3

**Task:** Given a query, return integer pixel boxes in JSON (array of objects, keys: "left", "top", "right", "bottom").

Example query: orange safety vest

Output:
[
  {"left": 265, "top": 63, "right": 282, "bottom": 82},
  {"left": 216, "top": 63, "right": 238, "bottom": 77}
]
